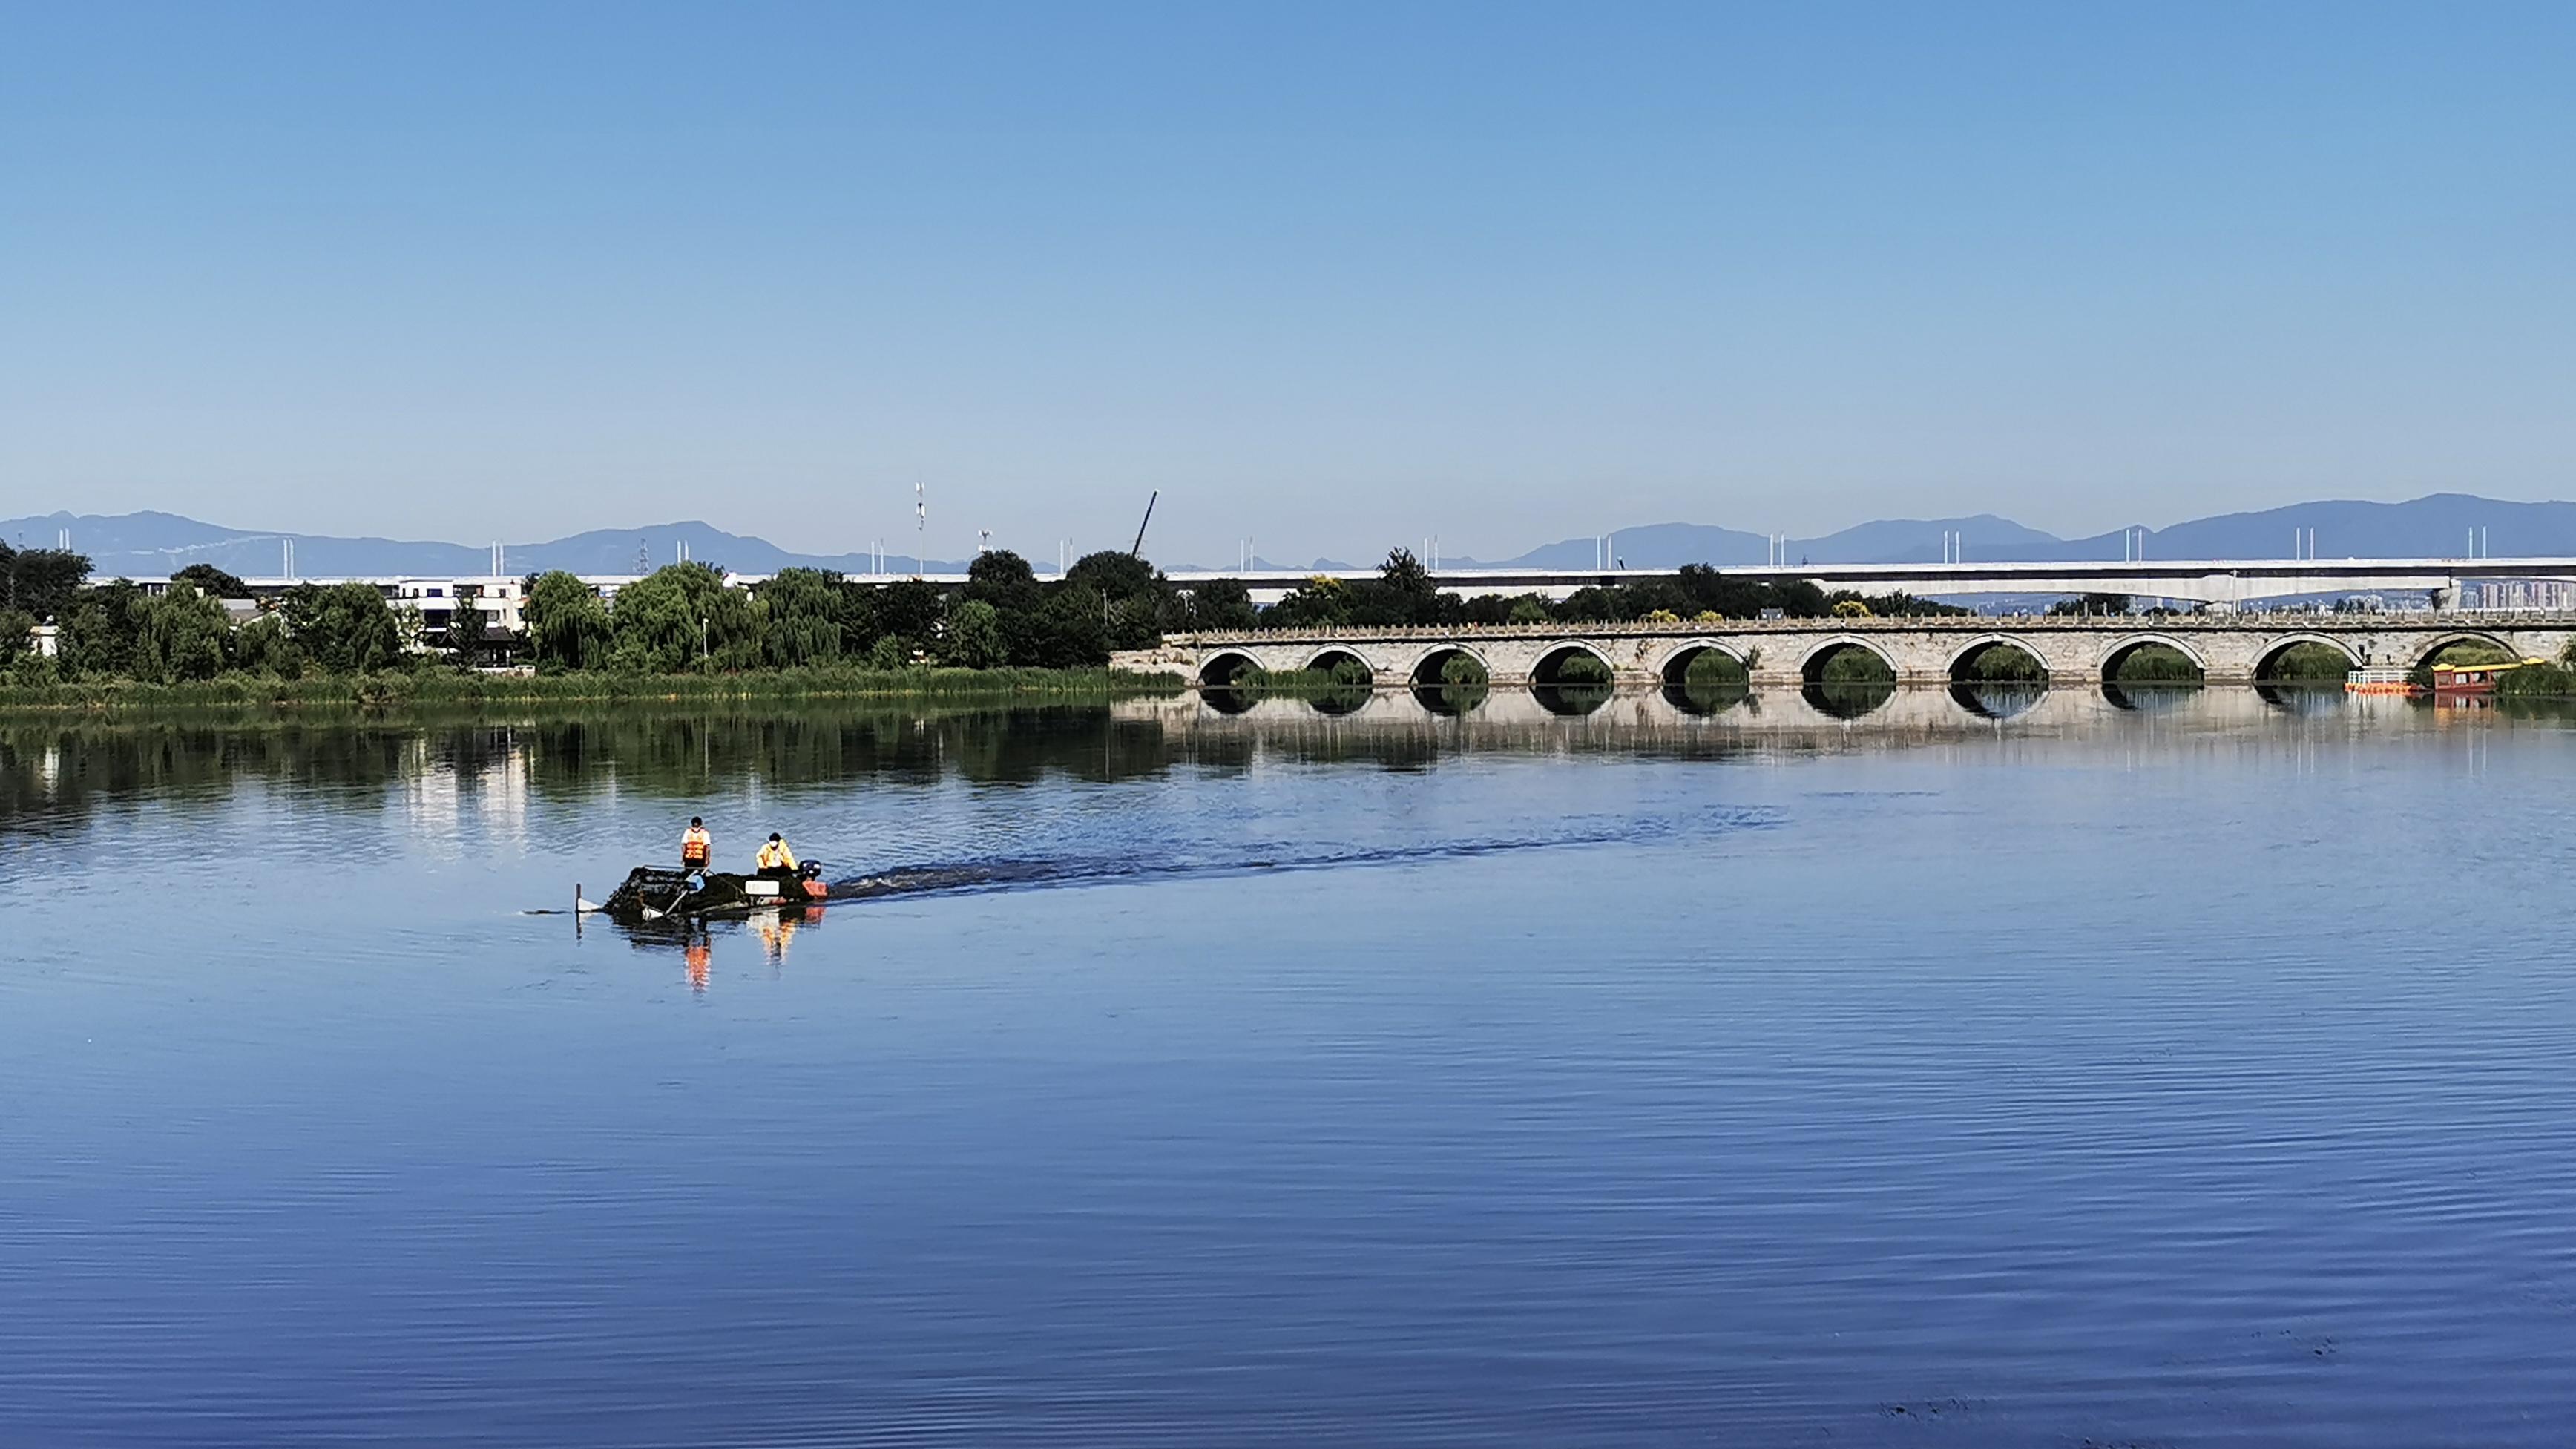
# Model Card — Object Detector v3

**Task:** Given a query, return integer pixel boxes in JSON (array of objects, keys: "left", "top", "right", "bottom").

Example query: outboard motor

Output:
[{"left": 798, "top": 860, "right": 829, "bottom": 901}]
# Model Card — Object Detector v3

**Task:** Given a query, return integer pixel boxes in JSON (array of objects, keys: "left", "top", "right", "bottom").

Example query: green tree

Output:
[
  {"left": 1063, "top": 550, "right": 1156, "bottom": 599},
  {"left": 1463, "top": 592, "right": 1556, "bottom": 625},
  {"left": 135, "top": 587, "right": 233, "bottom": 683},
  {"left": 1555, "top": 585, "right": 1631, "bottom": 622},
  {"left": 58, "top": 579, "right": 148, "bottom": 677},
  {"left": 965, "top": 550, "right": 1042, "bottom": 611},
  {"left": 1024, "top": 587, "right": 1111, "bottom": 666},
  {"left": 1264, "top": 575, "right": 1351, "bottom": 628},
  {"left": 282, "top": 582, "right": 403, "bottom": 672},
  {"left": 1377, "top": 548, "right": 1440, "bottom": 622},
  {"left": 1063, "top": 551, "right": 1169, "bottom": 648},
  {"left": 2048, "top": 592, "right": 2132, "bottom": 617},
  {"left": 230, "top": 612, "right": 303, "bottom": 676},
  {"left": 873, "top": 579, "right": 946, "bottom": 657},
  {"left": 1341, "top": 548, "right": 1456, "bottom": 626},
  {"left": 608, "top": 562, "right": 760, "bottom": 672},
  {"left": 758, "top": 568, "right": 852, "bottom": 667},
  {"left": 447, "top": 593, "right": 488, "bottom": 664},
  {"left": 1, "top": 545, "right": 91, "bottom": 620},
  {"left": 1184, "top": 578, "right": 1259, "bottom": 631},
  {"left": 171, "top": 563, "right": 251, "bottom": 597},
  {"left": 942, "top": 598, "right": 1008, "bottom": 667},
  {"left": 524, "top": 571, "right": 611, "bottom": 670},
  {"left": 0, "top": 607, "right": 34, "bottom": 663}
]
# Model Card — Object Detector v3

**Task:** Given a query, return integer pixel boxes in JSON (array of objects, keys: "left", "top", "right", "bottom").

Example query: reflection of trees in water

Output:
[
  {"left": 0, "top": 722, "right": 419, "bottom": 836},
  {"left": 518, "top": 706, "right": 1188, "bottom": 793},
  {"left": 1307, "top": 684, "right": 1373, "bottom": 717},
  {"left": 0, "top": 705, "right": 1199, "bottom": 832},
  {"left": 1, "top": 682, "right": 2515, "bottom": 831},
  {"left": 1532, "top": 683, "right": 1612, "bottom": 716},
  {"left": 1410, "top": 678, "right": 1490, "bottom": 716},
  {"left": 2100, "top": 680, "right": 2202, "bottom": 713},
  {"left": 1802, "top": 680, "right": 1896, "bottom": 719},
  {"left": 2253, "top": 683, "right": 2348, "bottom": 716},
  {"left": 1663, "top": 678, "right": 1749, "bottom": 717},
  {"left": 1948, "top": 683, "right": 2046, "bottom": 720}
]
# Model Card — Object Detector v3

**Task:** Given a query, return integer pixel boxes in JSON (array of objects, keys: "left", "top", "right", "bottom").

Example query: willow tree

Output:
[{"left": 524, "top": 571, "right": 611, "bottom": 671}]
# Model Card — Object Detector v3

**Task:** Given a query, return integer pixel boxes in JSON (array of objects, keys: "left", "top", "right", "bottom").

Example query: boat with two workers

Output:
[
  {"left": 585, "top": 827, "right": 831, "bottom": 922},
  {"left": 586, "top": 861, "right": 830, "bottom": 922}
]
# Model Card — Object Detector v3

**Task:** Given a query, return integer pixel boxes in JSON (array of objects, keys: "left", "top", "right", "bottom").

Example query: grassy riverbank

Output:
[{"left": 0, "top": 666, "right": 1185, "bottom": 718}]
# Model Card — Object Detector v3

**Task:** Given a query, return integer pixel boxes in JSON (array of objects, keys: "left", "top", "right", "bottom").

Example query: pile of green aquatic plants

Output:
[{"left": 2492, "top": 661, "right": 2576, "bottom": 700}]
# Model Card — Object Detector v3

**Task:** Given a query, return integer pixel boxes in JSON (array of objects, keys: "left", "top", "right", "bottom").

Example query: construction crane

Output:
[{"left": 1128, "top": 490, "right": 1158, "bottom": 559}]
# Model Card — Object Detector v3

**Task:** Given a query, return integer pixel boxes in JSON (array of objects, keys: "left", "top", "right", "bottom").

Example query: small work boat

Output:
[{"left": 583, "top": 863, "right": 829, "bottom": 921}]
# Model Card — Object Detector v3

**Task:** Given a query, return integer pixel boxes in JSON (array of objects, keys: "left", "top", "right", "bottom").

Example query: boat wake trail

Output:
[{"left": 825, "top": 804, "right": 1779, "bottom": 904}]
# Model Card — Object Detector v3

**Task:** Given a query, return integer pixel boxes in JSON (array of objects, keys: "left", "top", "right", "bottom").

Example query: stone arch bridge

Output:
[{"left": 1114, "top": 614, "right": 2576, "bottom": 687}]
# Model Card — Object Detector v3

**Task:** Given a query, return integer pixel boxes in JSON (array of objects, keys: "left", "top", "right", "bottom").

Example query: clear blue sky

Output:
[{"left": 5, "top": 2, "right": 2572, "bottom": 564}]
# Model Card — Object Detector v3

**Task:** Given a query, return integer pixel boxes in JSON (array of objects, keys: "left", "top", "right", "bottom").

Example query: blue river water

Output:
[{"left": 4, "top": 689, "right": 2573, "bottom": 1446}]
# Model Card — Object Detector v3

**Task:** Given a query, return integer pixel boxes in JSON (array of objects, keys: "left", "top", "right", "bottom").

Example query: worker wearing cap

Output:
[
  {"left": 681, "top": 818, "right": 712, "bottom": 870},
  {"left": 755, "top": 832, "right": 798, "bottom": 875}
]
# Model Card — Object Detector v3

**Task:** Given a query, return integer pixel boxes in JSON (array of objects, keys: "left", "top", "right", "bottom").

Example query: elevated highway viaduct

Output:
[
  {"left": 1163, "top": 557, "right": 2576, "bottom": 608},
  {"left": 1116, "top": 614, "right": 2576, "bottom": 688}
]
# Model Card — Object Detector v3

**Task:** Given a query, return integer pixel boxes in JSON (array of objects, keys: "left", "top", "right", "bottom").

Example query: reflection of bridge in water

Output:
[
  {"left": 1111, "top": 680, "right": 2460, "bottom": 746},
  {"left": 1120, "top": 614, "right": 2576, "bottom": 688}
]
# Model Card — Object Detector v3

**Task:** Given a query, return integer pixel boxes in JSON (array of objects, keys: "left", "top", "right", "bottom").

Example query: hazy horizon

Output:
[{"left": 7, "top": 4, "right": 2572, "bottom": 565}]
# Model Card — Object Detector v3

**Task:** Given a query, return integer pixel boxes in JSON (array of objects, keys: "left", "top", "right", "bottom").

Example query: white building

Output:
[
  {"left": 389, "top": 577, "right": 529, "bottom": 638},
  {"left": 125, "top": 574, "right": 533, "bottom": 640}
]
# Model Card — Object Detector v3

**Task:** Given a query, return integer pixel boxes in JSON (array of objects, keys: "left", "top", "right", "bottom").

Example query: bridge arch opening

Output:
[
  {"left": 2100, "top": 636, "right": 2207, "bottom": 689},
  {"left": 2409, "top": 634, "right": 2519, "bottom": 674},
  {"left": 1530, "top": 643, "right": 1617, "bottom": 687},
  {"left": 1658, "top": 643, "right": 1749, "bottom": 716},
  {"left": 1948, "top": 637, "right": 2049, "bottom": 684},
  {"left": 1531, "top": 643, "right": 1616, "bottom": 716},
  {"left": 2254, "top": 635, "right": 2362, "bottom": 683},
  {"left": 1409, "top": 645, "right": 1491, "bottom": 716},
  {"left": 1798, "top": 638, "right": 1896, "bottom": 686},
  {"left": 1655, "top": 642, "right": 1747, "bottom": 686},
  {"left": 1798, "top": 637, "right": 1896, "bottom": 719},
  {"left": 1803, "top": 631, "right": 1906, "bottom": 680},
  {"left": 1197, "top": 650, "right": 1261, "bottom": 689},
  {"left": 1408, "top": 645, "right": 1489, "bottom": 689},
  {"left": 1298, "top": 647, "right": 1376, "bottom": 685}
]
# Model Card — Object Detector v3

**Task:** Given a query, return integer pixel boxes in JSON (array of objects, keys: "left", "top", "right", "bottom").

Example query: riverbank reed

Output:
[{"left": 0, "top": 666, "right": 1184, "bottom": 718}]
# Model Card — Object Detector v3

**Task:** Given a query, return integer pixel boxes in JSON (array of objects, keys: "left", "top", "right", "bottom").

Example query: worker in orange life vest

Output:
[{"left": 681, "top": 818, "right": 712, "bottom": 870}]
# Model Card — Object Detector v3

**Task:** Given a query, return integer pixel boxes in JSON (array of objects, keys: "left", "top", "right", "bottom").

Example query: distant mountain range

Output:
[
  {"left": 1458, "top": 493, "right": 2570, "bottom": 570},
  {"left": 0, "top": 512, "right": 970, "bottom": 580},
  {"left": 4, "top": 493, "right": 2566, "bottom": 581}
]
